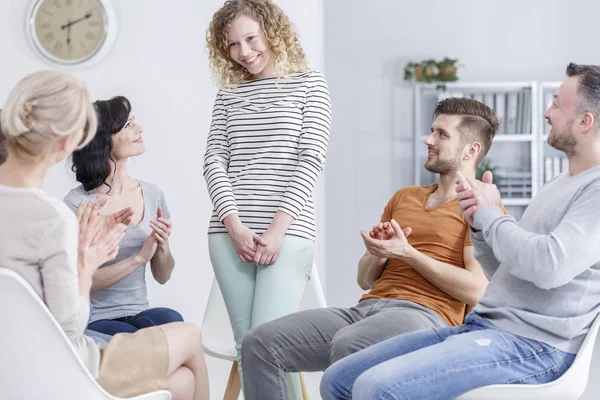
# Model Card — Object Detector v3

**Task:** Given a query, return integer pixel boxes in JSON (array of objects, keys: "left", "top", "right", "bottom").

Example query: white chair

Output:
[
  {"left": 0, "top": 268, "right": 171, "bottom": 400},
  {"left": 458, "top": 314, "right": 600, "bottom": 400},
  {"left": 202, "top": 263, "right": 327, "bottom": 400}
]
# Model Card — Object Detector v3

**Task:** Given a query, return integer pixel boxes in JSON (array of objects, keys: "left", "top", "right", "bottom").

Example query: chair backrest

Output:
[
  {"left": 555, "top": 313, "right": 600, "bottom": 397},
  {"left": 301, "top": 264, "right": 327, "bottom": 310},
  {"left": 457, "top": 314, "right": 600, "bottom": 400},
  {"left": 0, "top": 268, "right": 171, "bottom": 400},
  {"left": 201, "top": 263, "right": 327, "bottom": 360}
]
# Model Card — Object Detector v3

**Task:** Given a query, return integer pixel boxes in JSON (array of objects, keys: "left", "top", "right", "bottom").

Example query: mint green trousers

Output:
[{"left": 208, "top": 233, "right": 314, "bottom": 399}]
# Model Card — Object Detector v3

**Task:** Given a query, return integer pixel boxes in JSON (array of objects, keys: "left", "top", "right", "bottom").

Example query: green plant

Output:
[
  {"left": 403, "top": 62, "right": 418, "bottom": 81},
  {"left": 437, "top": 57, "right": 459, "bottom": 67},
  {"left": 404, "top": 59, "right": 438, "bottom": 83},
  {"left": 437, "top": 57, "right": 460, "bottom": 82},
  {"left": 404, "top": 57, "right": 462, "bottom": 87}
]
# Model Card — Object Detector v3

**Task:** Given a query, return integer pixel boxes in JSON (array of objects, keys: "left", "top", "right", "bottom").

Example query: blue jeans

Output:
[
  {"left": 87, "top": 307, "right": 183, "bottom": 335},
  {"left": 320, "top": 312, "right": 576, "bottom": 400},
  {"left": 85, "top": 329, "right": 112, "bottom": 344}
]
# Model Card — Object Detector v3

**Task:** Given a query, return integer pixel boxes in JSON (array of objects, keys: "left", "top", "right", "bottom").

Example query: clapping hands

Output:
[
  {"left": 455, "top": 170, "right": 501, "bottom": 229},
  {"left": 360, "top": 219, "right": 413, "bottom": 259}
]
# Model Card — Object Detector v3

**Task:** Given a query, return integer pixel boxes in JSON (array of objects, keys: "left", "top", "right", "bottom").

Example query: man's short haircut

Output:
[
  {"left": 433, "top": 97, "right": 500, "bottom": 164},
  {"left": 566, "top": 62, "right": 600, "bottom": 130}
]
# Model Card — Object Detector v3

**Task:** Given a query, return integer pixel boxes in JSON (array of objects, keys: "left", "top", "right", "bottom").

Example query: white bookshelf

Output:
[
  {"left": 537, "top": 82, "right": 566, "bottom": 190},
  {"left": 412, "top": 81, "right": 543, "bottom": 218}
]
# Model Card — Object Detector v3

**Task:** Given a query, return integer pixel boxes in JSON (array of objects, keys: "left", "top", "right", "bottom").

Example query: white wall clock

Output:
[{"left": 28, "top": 0, "right": 117, "bottom": 66}]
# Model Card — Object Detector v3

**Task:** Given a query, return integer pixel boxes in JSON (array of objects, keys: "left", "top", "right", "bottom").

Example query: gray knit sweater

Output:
[{"left": 473, "top": 164, "right": 600, "bottom": 354}]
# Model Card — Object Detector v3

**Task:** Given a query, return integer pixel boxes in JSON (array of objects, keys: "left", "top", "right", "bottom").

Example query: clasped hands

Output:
[
  {"left": 360, "top": 219, "right": 413, "bottom": 259},
  {"left": 360, "top": 170, "right": 502, "bottom": 256},
  {"left": 227, "top": 218, "right": 283, "bottom": 266}
]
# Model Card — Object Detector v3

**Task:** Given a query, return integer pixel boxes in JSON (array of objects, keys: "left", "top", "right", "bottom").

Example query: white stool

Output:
[{"left": 201, "top": 263, "right": 327, "bottom": 399}]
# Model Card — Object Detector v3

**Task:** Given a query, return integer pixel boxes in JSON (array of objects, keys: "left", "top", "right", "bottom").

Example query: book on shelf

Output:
[
  {"left": 513, "top": 89, "right": 532, "bottom": 135},
  {"left": 494, "top": 93, "right": 506, "bottom": 136},
  {"left": 515, "top": 91, "right": 523, "bottom": 135},
  {"left": 543, "top": 155, "right": 569, "bottom": 183},
  {"left": 543, "top": 90, "right": 553, "bottom": 136},
  {"left": 522, "top": 89, "right": 532, "bottom": 134},
  {"left": 553, "top": 156, "right": 561, "bottom": 178},
  {"left": 505, "top": 92, "right": 518, "bottom": 135}
]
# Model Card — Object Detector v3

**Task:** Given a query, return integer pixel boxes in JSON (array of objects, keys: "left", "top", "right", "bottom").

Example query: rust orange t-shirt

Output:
[{"left": 360, "top": 184, "right": 472, "bottom": 326}]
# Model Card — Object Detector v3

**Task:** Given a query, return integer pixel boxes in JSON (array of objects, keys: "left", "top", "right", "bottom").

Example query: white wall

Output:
[
  {"left": 1, "top": 0, "right": 324, "bottom": 398},
  {"left": 324, "top": 0, "right": 600, "bottom": 307},
  {"left": 5, "top": 0, "right": 600, "bottom": 397},
  {"left": 323, "top": 0, "right": 600, "bottom": 397}
]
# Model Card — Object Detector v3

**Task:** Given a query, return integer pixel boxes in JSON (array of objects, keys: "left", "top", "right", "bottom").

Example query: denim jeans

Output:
[
  {"left": 87, "top": 307, "right": 183, "bottom": 335},
  {"left": 85, "top": 304, "right": 112, "bottom": 344},
  {"left": 241, "top": 299, "right": 447, "bottom": 400},
  {"left": 320, "top": 312, "right": 576, "bottom": 400},
  {"left": 85, "top": 329, "right": 112, "bottom": 344}
]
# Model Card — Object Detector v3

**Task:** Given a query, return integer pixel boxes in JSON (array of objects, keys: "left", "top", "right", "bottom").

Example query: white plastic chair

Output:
[
  {"left": 458, "top": 314, "right": 600, "bottom": 400},
  {"left": 202, "top": 263, "right": 327, "bottom": 400},
  {"left": 0, "top": 268, "right": 171, "bottom": 400}
]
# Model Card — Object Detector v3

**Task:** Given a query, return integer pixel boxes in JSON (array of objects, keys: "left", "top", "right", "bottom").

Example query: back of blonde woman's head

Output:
[
  {"left": 207, "top": 0, "right": 308, "bottom": 89},
  {"left": 1, "top": 70, "right": 97, "bottom": 158}
]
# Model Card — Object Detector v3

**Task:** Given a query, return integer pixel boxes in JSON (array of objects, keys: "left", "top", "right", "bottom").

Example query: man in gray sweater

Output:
[{"left": 319, "top": 62, "right": 600, "bottom": 400}]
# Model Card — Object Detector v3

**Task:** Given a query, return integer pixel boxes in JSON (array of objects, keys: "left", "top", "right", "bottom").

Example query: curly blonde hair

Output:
[{"left": 206, "top": 0, "right": 308, "bottom": 89}]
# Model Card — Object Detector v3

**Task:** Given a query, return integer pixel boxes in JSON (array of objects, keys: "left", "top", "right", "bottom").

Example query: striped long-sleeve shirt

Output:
[{"left": 204, "top": 70, "right": 331, "bottom": 240}]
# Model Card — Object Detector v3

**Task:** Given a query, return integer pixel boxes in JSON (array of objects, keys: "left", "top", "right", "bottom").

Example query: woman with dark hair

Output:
[
  {"left": 1, "top": 71, "right": 208, "bottom": 400},
  {"left": 64, "top": 96, "right": 183, "bottom": 336}
]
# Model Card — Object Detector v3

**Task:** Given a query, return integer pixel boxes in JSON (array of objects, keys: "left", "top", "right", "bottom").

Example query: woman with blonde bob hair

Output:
[
  {"left": 204, "top": 1, "right": 332, "bottom": 398},
  {"left": 0, "top": 71, "right": 209, "bottom": 400}
]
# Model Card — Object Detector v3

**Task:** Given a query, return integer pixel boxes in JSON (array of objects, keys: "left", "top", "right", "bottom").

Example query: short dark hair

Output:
[
  {"left": 71, "top": 96, "right": 132, "bottom": 192},
  {"left": 566, "top": 62, "right": 600, "bottom": 127},
  {"left": 433, "top": 97, "right": 500, "bottom": 164}
]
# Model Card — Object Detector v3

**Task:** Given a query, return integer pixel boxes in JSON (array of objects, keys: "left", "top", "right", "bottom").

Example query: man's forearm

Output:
[
  {"left": 357, "top": 253, "right": 387, "bottom": 290},
  {"left": 403, "top": 248, "right": 486, "bottom": 306},
  {"left": 471, "top": 230, "right": 500, "bottom": 279}
]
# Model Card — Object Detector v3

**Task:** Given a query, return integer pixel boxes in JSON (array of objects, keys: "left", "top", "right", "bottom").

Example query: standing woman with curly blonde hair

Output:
[{"left": 204, "top": 0, "right": 331, "bottom": 397}]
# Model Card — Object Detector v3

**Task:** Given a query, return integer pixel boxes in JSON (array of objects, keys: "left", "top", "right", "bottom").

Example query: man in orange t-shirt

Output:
[{"left": 240, "top": 98, "right": 501, "bottom": 400}]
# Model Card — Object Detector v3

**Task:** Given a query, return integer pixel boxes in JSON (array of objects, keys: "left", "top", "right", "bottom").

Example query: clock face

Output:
[{"left": 31, "top": 0, "right": 108, "bottom": 64}]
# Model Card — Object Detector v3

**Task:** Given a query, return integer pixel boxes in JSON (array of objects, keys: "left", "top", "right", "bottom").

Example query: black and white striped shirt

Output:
[{"left": 204, "top": 70, "right": 331, "bottom": 240}]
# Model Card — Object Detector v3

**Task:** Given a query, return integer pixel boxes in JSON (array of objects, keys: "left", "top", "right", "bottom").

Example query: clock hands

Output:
[
  {"left": 62, "top": 11, "right": 93, "bottom": 51},
  {"left": 60, "top": 12, "right": 92, "bottom": 30}
]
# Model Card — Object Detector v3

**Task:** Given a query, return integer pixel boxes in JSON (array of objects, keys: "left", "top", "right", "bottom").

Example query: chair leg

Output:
[
  {"left": 299, "top": 372, "right": 310, "bottom": 400},
  {"left": 223, "top": 361, "right": 241, "bottom": 400}
]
